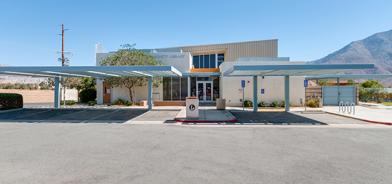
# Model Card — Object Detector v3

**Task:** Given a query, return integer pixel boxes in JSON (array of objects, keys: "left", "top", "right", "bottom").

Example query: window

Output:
[
  {"left": 192, "top": 54, "right": 220, "bottom": 68},
  {"left": 163, "top": 77, "right": 171, "bottom": 100},
  {"left": 181, "top": 78, "right": 188, "bottom": 100},
  {"left": 210, "top": 54, "right": 216, "bottom": 68},
  {"left": 218, "top": 53, "right": 224, "bottom": 66},
  {"left": 162, "top": 77, "right": 188, "bottom": 101},
  {"left": 171, "top": 78, "right": 180, "bottom": 100},
  {"left": 203, "top": 55, "right": 210, "bottom": 68},
  {"left": 193, "top": 56, "right": 199, "bottom": 68},
  {"left": 199, "top": 55, "right": 204, "bottom": 68}
]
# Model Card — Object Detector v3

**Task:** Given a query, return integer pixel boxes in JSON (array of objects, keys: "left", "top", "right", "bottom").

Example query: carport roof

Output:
[
  {"left": 222, "top": 63, "right": 375, "bottom": 76},
  {"left": 0, "top": 65, "right": 182, "bottom": 78},
  {"left": 305, "top": 74, "right": 392, "bottom": 79}
]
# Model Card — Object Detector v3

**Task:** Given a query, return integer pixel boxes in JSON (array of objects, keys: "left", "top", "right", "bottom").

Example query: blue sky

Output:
[{"left": 0, "top": 0, "right": 391, "bottom": 66}]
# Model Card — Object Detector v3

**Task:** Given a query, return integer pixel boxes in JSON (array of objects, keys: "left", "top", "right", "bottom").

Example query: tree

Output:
[
  {"left": 360, "top": 80, "right": 384, "bottom": 88},
  {"left": 61, "top": 77, "right": 96, "bottom": 102},
  {"left": 100, "top": 44, "right": 161, "bottom": 102}
]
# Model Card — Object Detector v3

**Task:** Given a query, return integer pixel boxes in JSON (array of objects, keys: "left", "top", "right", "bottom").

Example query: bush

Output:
[
  {"left": 61, "top": 100, "right": 76, "bottom": 106},
  {"left": 125, "top": 101, "right": 133, "bottom": 106},
  {"left": 0, "top": 93, "right": 23, "bottom": 109},
  {"left": 270, "top": 100, "right": 279, "bottom": 107},
  {"left": 279, "top": 101, "right": 285, "bottom": 108},
  {"left": 79, "top": 88, "right": 97, "bottom": 103},
  {"left": 88, "top": 101, "right": 96, "bottom": 106},
  {"left": 113, "top": 98, "right": 127, "bottom": 105},
  {"left": 258, "top": 101, "right": 268, "bottom": 107},
  {"left": 243, "top": 100, "right": 253, "bottom": 107},
  {"left": 306, "top": 98, "right": 320, "bottom": 108}
]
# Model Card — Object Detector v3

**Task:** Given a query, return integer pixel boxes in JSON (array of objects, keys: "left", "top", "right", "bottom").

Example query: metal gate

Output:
[{"left": 322, "top": 86, "right": 356, "bottom": 105}]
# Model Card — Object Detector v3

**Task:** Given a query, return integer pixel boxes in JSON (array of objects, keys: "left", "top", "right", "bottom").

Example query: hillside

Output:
[{"left": 312, "top": 29, "right": 392, "bottom": 86}]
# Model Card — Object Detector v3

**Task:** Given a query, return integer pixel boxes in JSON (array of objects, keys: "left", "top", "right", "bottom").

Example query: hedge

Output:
[
  {"left": 0, "top": 93, "right": 23, "bottom": 109},
  {"left": 79, "top": 88, "right": 97, "bottom": 103}
]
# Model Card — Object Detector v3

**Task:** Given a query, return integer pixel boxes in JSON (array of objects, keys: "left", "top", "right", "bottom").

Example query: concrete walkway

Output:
[
  {"left": 323, "top": 106, "right": 392, "bottom": 125},
  {"left": 175, "top": 107, "right": 237, "bottom": 123},
  {"left": 124, "top": 109, "right": 180, "bottom": 124}
]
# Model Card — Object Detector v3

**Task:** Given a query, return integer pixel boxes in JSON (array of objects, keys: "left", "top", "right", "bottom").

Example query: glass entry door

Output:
[{"left": 196, "top": 81, "right": 213, "bottom": 102}]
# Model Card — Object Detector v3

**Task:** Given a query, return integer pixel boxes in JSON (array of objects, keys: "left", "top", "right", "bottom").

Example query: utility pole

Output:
[
  {"left": 61, "top": 24, "right": 65, "bottom": 66},
  {"left": 57, "top": 24, "right": 70, "bottom": 106},
  {"left": 58, "top": 24, "right": 70, "bottom": 66}
]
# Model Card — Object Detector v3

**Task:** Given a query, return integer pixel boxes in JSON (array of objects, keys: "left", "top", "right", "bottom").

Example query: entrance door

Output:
[
  {"left": 196, "top": 81, "right": 213, "bottom": 102},
  {"left": 103, "top": 81, "right": 111, "bottom": 104}
]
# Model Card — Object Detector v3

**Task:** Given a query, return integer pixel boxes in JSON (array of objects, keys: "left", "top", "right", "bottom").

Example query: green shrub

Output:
[
  {"left": 61, "top": 100, "right": 76, "bottom": 105},
  {"left": 243, "top": 100, "right": 253, "bottom": 107},
  {"left": 0, "top": 93, "right": 23, "bottom": 109},
  {"left": 125, "top": 101, "right": 133, "bottom": 106},
  {"left": 258, "top": 101, "right": 268, "bottom": 107},
  {"left": 306, "top": 98, "right": 320, "bottom": 108},
  {"left": 278, "top": 101, "right": 285, "bottom": 108},
  {"left": 270, "top": 100, "right": 279, "bottom": 107},
  {"left": 88, "top": 101, "right": 96, "bottom": 106},
  {"left": 113, "top": 98, "right": 127, "bottom": 105},
  {"left": 79, "top": 88, "right": 96, "bottom": 103}
]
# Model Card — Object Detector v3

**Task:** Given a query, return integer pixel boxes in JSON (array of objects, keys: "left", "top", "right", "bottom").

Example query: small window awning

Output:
[
  {"left": 0, "top": 66, "right": 182, "bottom": 78},
  {"left": 222, "top": 63, "right": 375, "bottom": 76}
]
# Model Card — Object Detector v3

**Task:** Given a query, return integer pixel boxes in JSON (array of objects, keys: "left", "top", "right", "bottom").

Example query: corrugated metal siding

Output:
[
  {"left": 155, "top": 40, "right": 278, "bottom": 61},
  {"left": 322, "top": 86, "right": 357, "bottom": 105}
]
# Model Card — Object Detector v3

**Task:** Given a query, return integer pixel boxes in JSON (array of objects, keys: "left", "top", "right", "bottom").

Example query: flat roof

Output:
[
  {"left": 0, "top": 66, "right": 182, "bottom": 78},
  {"left": 223, "top": 63, "right": 375, "bottom": 76}
]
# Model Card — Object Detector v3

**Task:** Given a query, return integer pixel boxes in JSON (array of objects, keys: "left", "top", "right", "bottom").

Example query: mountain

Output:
[{"left": 312, "top": 29, "right": 392, "bottom": 85}]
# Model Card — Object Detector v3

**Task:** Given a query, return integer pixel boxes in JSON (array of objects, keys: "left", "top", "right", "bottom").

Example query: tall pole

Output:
[{"left": 61, "top": 24, "right": 65, "bottom": 67}]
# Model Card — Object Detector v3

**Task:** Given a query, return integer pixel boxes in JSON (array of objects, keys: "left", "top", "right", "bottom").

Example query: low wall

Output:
[{"left": 0, "top": 89, "right": 78, "bottom": 104}]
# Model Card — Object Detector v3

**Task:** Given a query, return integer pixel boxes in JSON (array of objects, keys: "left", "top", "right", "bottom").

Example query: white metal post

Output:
[
  {"left": 54, "top": 76, "right": 61, "bottom": 109},
  {"left": 147, "top": 77, "right": 153, "bottom": 110}
]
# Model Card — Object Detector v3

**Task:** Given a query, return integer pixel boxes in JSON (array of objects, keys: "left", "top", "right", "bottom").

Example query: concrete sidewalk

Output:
[
  {"left": 175, "top": 107, "right": 237, "bottom": 123},
  {"left": 323, "top": 106, "right": 392, "bottom": 125}
]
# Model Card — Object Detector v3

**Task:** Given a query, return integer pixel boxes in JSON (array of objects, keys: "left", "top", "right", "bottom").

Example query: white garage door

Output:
[{"left": 322, "top": 86, "right": 356, "bottom": 105}]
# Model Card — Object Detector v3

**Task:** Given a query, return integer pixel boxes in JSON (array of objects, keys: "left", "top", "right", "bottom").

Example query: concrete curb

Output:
[
  {"left": 176, "top": 118, "right": 238, "bottom": 124},
  {"left": 0, "top": 108, "right": 23, "bottom": 114},
  {"left": 325, "top": 111, "right": 392, "bottom": 126}
]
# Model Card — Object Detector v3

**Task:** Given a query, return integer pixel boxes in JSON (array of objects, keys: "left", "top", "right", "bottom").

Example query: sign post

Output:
[
  {"left": 304, "top": 79, "right": 308, "bottom": 111},
  {"left": 241, "top": 80, "right": 245, "bottom": 111}
]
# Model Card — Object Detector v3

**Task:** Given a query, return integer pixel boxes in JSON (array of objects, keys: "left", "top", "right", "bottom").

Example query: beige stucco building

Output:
[{"left": 96, "top": 40, "right": 305, "bottom": 106}]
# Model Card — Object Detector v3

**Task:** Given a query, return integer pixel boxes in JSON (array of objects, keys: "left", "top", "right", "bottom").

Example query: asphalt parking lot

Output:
[
  {"left": 0, "top": 108, "right": 147, "bottom": 123},
  {"left": 231, "top": 111, "right": 325, "bottom": 125},
  {"left": 0, "top": 123, "right": 391, "bottom": 184}
]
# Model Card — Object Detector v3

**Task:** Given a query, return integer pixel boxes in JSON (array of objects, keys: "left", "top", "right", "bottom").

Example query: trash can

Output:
[
  {"left": 186, "top": 97, "right": 199, "bottom": 118},
  {"left": 216, "top": 98, "right": 226, "bottom": 110}
]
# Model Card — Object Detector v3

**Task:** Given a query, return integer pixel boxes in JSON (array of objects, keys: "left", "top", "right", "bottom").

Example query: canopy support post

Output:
[
  {"left": 147, "top": 77, "right": 153, "bottom": 110},
  {"left": 337, "top": 77, "right": 340, "bottom": 104},
  {"left": 253, "top": 76, "right": 258, "bottom": 112},
  {"left": 54, "top": 76, "right": 61, "bottom": 109},
  {"left": 285, "top": 75, "right": 290, "bottom": 112}
]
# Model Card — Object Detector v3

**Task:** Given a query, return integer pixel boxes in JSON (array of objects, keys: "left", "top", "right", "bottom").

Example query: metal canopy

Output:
[
  {"left": 223, "top": 64, "right": 375, "bottom": 76},
  {"left": 0, "top": 66, "right": 182, "bottom": 78},
  {"left": 305, "top": 74, "right": 392, "bottom": 79}
]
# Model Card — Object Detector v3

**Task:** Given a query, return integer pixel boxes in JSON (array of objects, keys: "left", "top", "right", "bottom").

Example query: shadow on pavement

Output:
[
  {"left": 230, "top": 111, "right": 326, "bottom": 125},
  {"left": 0, "top": 108, "right": 148, "bottom": 123}
]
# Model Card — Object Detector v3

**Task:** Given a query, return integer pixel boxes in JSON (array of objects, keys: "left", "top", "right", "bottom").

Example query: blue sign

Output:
[
  {"left": 304, "top": 79, "right": 308, "bottom": 88},
  {"left": 241, "top": 80, "right": 246, "bottom": 88},
  {"left": 261, "top": 88, "right": 265, "bottom": 94}
]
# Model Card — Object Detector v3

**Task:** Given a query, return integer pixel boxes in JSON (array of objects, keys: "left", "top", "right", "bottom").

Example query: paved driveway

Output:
[{"left": 0, "top": 124, "right": 391, "bottom": 184}]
